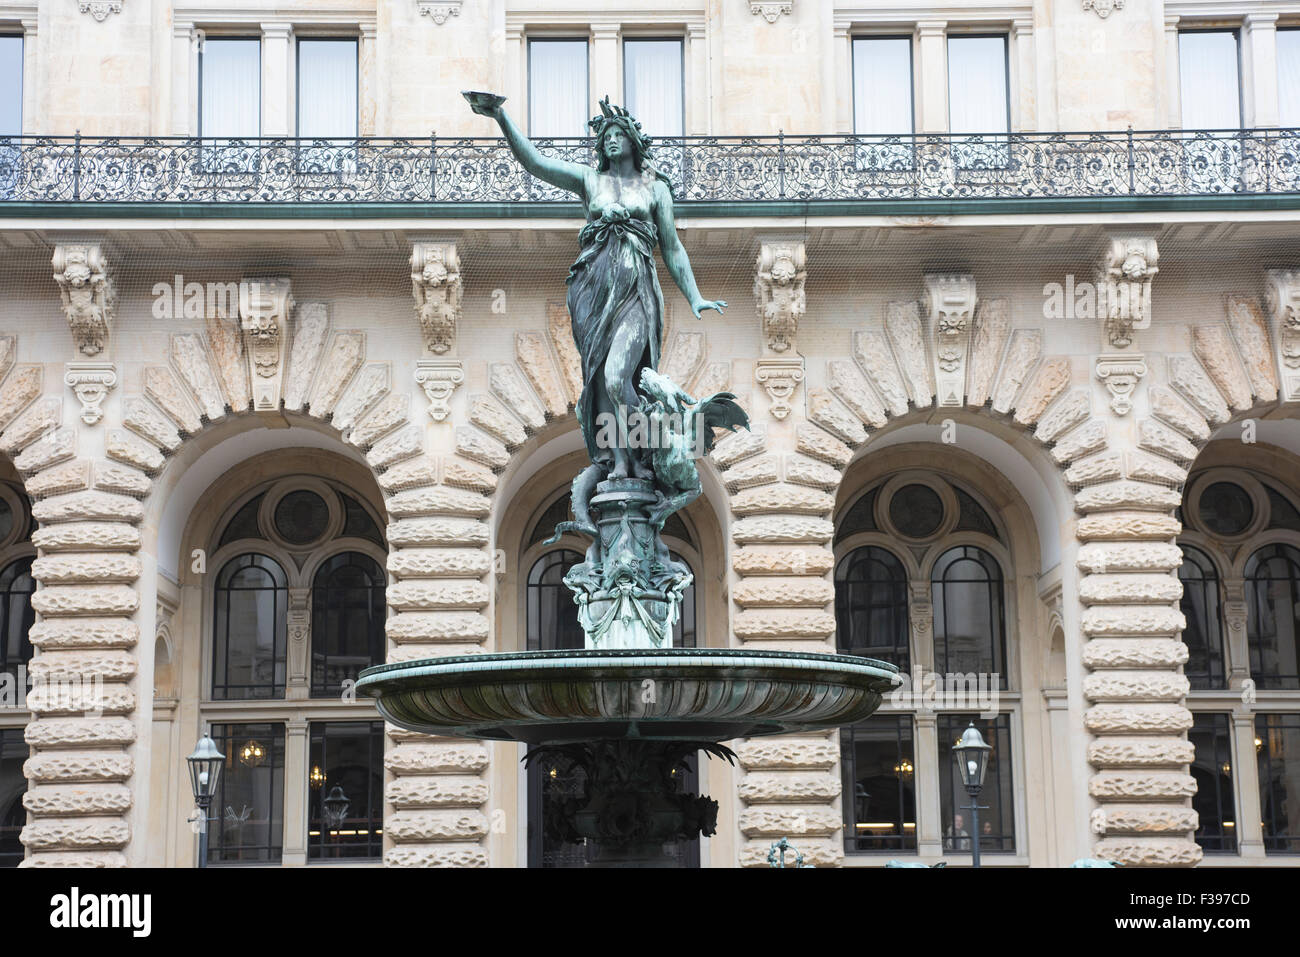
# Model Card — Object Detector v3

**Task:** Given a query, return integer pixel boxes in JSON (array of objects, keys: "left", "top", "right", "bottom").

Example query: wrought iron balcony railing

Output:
[{"left": 1, "top": 129, "right": 1298, "bottom": 205}]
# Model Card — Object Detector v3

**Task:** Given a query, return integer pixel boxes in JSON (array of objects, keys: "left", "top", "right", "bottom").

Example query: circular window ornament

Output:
[
  {"left": 1185, "top": 470, "right": 1269, "bottom": 543},
  {"left": 0, "top": 483, "right": 26, "bottom": 550},
  {"left": 273, "top": 490, "right": 330, "bottom": 546},
  {"left": 1197, "top": 481, "right": 1254, "bottom": 537},
  {"left": 889, "top": 484, "right": 945, "bottom": 540}
]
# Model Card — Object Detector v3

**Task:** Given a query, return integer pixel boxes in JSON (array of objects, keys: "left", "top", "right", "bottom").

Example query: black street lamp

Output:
[
  {"left": 952, "top": 722, "right": 992, "bottom": 867},
  {"left": 187, "top": 733, "right": 225, "bottom": 869}
]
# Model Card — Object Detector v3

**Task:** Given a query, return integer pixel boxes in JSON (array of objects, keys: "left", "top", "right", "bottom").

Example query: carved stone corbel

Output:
[
  {"left": 411, "top": 242, "right": 463, "bottom": 355},
  {"left": 749, "top": 0, "right": 793, "bottom": 22},
  {"left": 924, "top": 273, "right": 976, "bottom": 407},
  {"left": 238, "top": 278, "right": 295, "bottom": 411},
  {"left": 417, "top": 0, "right": 462, "bottom": 22},
  {"left": 755, "top": 241, "right": 806, "bottom": 355},
  {"left": 1094, "top": 353, "right": 1148, "bottom": 416},
  {"left": 53, "top": 244, "right": 117, "bottom": 357},
  {"left": 415, "top": 358, "right": 465, "bottom": 421},
  {"left": 1265, "top": 269, "right": 1300, "bottom": 401},
  {"left": 755, "top": 357, "right": 804, "bottom": 420},
  {"left": 1082, "top": 0, "right": 1124, "bottom": 18},
  {"left": 64, "top": 361, "right": 118, "bottom": 425},
  {"left": 78, "top": 0, "right": 123, "bottom": 21},
  {"left": 1098, "top": 238, "right": 1158, "bottom": 348}
]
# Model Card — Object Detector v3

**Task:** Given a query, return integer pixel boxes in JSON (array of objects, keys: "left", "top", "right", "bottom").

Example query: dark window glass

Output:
[
  {"left": 835, "top": 546, "right": 910, "bottom": 672},
  {"left": 529, "top": 495, "right": 575, "bottom": 548},
  {"left": 890, "top": 483, "right": 944, "bottom": 539},
  {"left": 953, "top": 487, "right": 999, "bottom": 539},
  {"left": 274, "top": 490, "right": 329, "bottom": 545},
  {"left": 307, "top": 721, "right": 384, "bottom": 861},
  {"left": 932, "top": 546, "right": 1008, "bottom": 690},
  {"left": 340, "top": 492, "right": 385, "bottom": 547},
  {"left": 1245, "top": 544, "right": 1300, "bottom": 690},
  {"left": 1257, "top": 713, "right": 1300, "bottom": 854},
  {"left": 0, "top": 727, "right": 26, "bottom": 867},
  {"left": 219, "top": 493, "right": 265, "bottom": 547},
  {"left": 0, "top": 497, "right": 12, "bottom": 542},
  {"left": 208, "top": 723, "right": 284, "bottom": 864},
  {"left": 1267, "top": 485, "right": 1300, "bottom": 532},
  {"left": 212, "top": 554, "right": 287, "bottom": 699},
  {"left": 1190, "top": 713, "right": 1237, "bottom": 852},
  {"left": 1178, "top": 545, "right": 1227, "bottom": 689},
  {"left": 841, "top": 715, "right": 916, "bottom": 853},
  {"left": 527, "top": 549, "right": 585, "bottom": 652},
  {"left": 939, "top": 714, "right": 1015, "bottom": 854},
  {"left": 1199, "top": 481, "right": 1254, "bottom": 535},
  {"left": 311, "top": 552, "right": 386, "bottom": 697},
  {"left": 835, "top": 487, "right": 879, "bottom": 543},
  {"left": 0, "top": 557, "right": 35, "bottom": 684}
]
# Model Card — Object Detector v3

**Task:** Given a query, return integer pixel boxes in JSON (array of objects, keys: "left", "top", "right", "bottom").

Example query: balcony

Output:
[{"left": 1, "top": 129, "right": 1299, "bottom": 216}]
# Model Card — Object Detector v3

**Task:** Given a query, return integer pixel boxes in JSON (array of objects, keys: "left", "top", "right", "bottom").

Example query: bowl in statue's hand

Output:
[{"left": 463, "top": 91, "right": 506, "bottom": 115}]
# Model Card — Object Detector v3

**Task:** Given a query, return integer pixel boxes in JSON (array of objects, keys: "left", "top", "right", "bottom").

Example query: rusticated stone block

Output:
[
  {"left": 23, "top": 784, "right": 132, "bottom": 817},
  {"left": 1013, "top": 356, "right": 1071, "bottom": 425},
  {"left": 515, "top": 332, "right": 568, "bottom": 417},
  {"left": 1095, "top": 805, "right": 1198, "bottom": 835},
  {"left": 386, "top": 581, "right": 490, "bottom": 612},
  {"left": 368, "top": 427, "right": 424, "bottom": 471},
  {"left": 1191, "top": 325, "right": 1252, "bottom": 412},
  {"left": 32, "top": 555, "right": 141, "bottom": 584},
  {"left": 795, "top": 424, "right": 853, "bottom": 467},
  {"left": 387, "top": 548, "right": 493, "bottom": 579},
  {"left": 332, "top": 363, "right": 389, "bottom": 432},
  {"left": 732, "top": 516, "right": 833, "bottom": 545},
  {"left": 468, "top": 394, "right": 527, "bottom": 447},
  {"left": 807, "top": 389, "right": 867, "bottom": 445},
  {"left": 1149, "top": 387, "right": 1210, "bottom": 442},
  {"left": 732, "top": 577, "right": 833, "bottom": 608},
  {"left": 738, "top": 806, "right": 841, "bottom": 837},
  {"left": 27, "top": 650, "right": 137, "bottom": 682},
  {"left": 387, "top": 517, "right": 489, "bottom": 548},
  {"left": 1050, "top": 420, "right": 1109, "bottom": 464},
  {"left": 731, "top": 485, "right": 835, "bottom": 516},
  {"left": 1064, "top": 452, "right": 1124, "bottom": 486},
  {"left": 1082, "top": 639, "right": 1188, "bottom": 670},
  {"left": 733, "top": 609, "right": 836, "bottom": 639},
  {"left": 20, "top": 850, "right": 127, "bottom": 867},
  {"left": 723, "top": 455, "right": 781, "bottom": 492},
  {"left": 15, "top": 428, "right": 76, "bottom": 474},
  {"left": 1137, "top": 418, "right": 1198, "bottom": 464},
  {"left": 1090, "top": 770, "right": 1197, "bottom": 800},
  {"left": 348, "top": 392, "right": 411, "bottom": 449},
  {"left": 737, "top": 771, "right": 839, "bottom": 804},
  {"left": 25, "top": 751, "right": 133, "bottom": 784},
  {"left": 739, "top": 838, "right": 843, "bottom": 868},
  {"left": 1083, "top": 606, "right": 1185, "bottom": 637},
  {"left": 92, "top": 463, "right": 151, "bottom": 496},
  {"left": 1034, "top": 388, "right": 1091, "bottom": 443},
  {"left": 385, "top": 843, "right": 489, "bottom": 867},
  {"left": 123, "top": 398, "right": 181, "bottom": 450},
  {"left": 26, "top": 461, "right": 92, "bottom": 498},
  {"left": 1077, "top": 511, "right": 1181, "bottom": 541},
  {"left": 385, "top": 776, "right": 489, "bottom": 809},
  {"left": 0, "top": 397, "right": 64, "bottom": 455},
  {"left": 453, "top": 426, "right": 509, "bottom": 470},
  {"left": 732, "top": 546, "right": 834, "bottom": 577},
  {"left": 24, "top": 717, "right": 136, "bottom": 749},
  {"left": 384, "top": 743, "right": 490, "bottom": 775},
  {"left": 1084, "top": 703, "right": 1192, "bottom": 735},
  {"left": 27, "top": 684, "right": 133, "bottom": 716},
  {"left": 105, "top": 429, "right": 164, "bottom": 474},
  {"left": 1125, "top": 452, "right": 1188, "bottom": 486},
  {"left": 1074, "top": 482, "right": 1182, "bottom": 514},
  {"left": 30, "top": 586, "right": 139, "bottom": 617},
  {"left": 489, "top": 362, "right": 546, "bottom": 431},
  {"left": 27, "top": 618, "right": 138, "bottom": 650},
  {"left": 385, "top": 809, "right": 490, "bottom": 842},
  {"left": 1093, "top": 837, "right": 1202, "bottom": 867},
  {"left": 711, "top": 427, "right": 767, "bottom": 469},
  {"left": 387, "top": 643, "right": 484, "bottom": 663},
  {"left": 783, "top": 454, "right": 842, "bottom": 491},
  {"left": 441, "top": 458, "right": 497, "bottom": 493},
  {"left": 385, "top": 612, "right": 490, "bottom": 643},
  {"left": 1077, "top": 542, "right": 1183, "bottom": 574},
  {"left": 377, "top": 456, "right": 441, "bottom": 492},
  {"left": 386, "top": 486, "right": 491, "bottom": 518},
  {"left": 1088, "top": 736, "right": 1195, "bottom": 768},
  {"left": 32, "top": 523, "right": 140, "bottom": 553},
  {"left": 1079, "top": 574, "right": 1183, "bottom": 605},
  {"left": 1083, "top": 671, "right": 1189, "bottom": 702},
  {"left": 734, "top": 737, "right": 837, "bottom": 770},
  {"left": 827, "top": 359, "right": 887, "bottom": 428}
]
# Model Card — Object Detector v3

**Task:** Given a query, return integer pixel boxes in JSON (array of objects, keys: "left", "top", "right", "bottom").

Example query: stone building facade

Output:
[{"left": 0, "top": 0, "right": 1299, "bottom": 868}]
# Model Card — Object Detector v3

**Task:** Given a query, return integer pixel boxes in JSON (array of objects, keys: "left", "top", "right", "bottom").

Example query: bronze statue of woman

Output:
[{"left": 465, "top": 92, "right": 726, "bottom": 482}]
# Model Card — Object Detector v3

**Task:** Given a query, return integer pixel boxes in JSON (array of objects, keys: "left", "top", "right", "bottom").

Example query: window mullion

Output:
[
  {"left": 281, "top": 718, "right": 309, "bottom": 866},
  {"left": 287, "top": 586, "right": 310, "bottom": 699},
  {"left": 913, "top": 712, "right": 943, "bottom": 856},
  {"left": 1231, "top": 711, "right": 1267, "bottom": 858}
]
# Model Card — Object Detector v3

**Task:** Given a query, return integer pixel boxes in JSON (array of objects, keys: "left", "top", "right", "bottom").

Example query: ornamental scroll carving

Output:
[
  {"left": 65, "top": 362, "right": 118, "bottom": 425},
  {"left": 924, "top": 273, "right": 976, "bottom": 407},
  {"left": 53, "top": 244, "right": 117, "bottom": 357},
  {"left": 1099, "top": 238, "right": 1158, "bottom": 348},
  {"left": 755, "top": 242, "right": 806, "bottom": 355},
  {"left": 1265, "top": 269, "right": 1300, "bottom": 401},
  {"left": 238, "top": 278, "right": 295, "bottom": 411},
  {"left": 411, "top": 242, "right": 463, "bottom": 355}
]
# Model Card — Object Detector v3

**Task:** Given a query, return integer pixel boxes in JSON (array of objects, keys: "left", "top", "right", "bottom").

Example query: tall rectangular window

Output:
[
  {"left": 529, "top": 38, "right": 589, "bottom": 138},
  {"left": 1180, "top": 30, "right": 1241, "bottom": 129},
  {"left": 1257, "top": 713, "right": 1300, "bottom": 854},
  {"left": 938, "top": 714, "right": 1015, "bottom": 854},
  {"left": 841, "top": 715, "right": 917, "bottom": 853},
  {"left": 1190, "top": 713, "right": 1238, "bottom": 853},
  {"left": 1279, "top": 29, "right": 1300, "bottom": 127},
  {"left": 853, "top": 37, "right": 913, "bottom": 136},
  {"left": 624, "top": 39, "right": 683, "bottom": 138},
  {"left": 207, "top": 723, "right": 285, "bottom": 864},
  {"left": 308, "top": 721, "right": 384, "bottom": 861},
  {"left": 0, "top": 35, "right": 21, "bottom": 135},
  {"left": 297, "top": 38, "right": 358, "bottom": 139},
  {"left": 200, "top": 37, "right": 261, "bottom": 138},
  {"left": 0, "top": 727, "right": 26, "bottom": 868},
  {"left": 947, "top": 35, "right": 1009, "bottom": 135}
]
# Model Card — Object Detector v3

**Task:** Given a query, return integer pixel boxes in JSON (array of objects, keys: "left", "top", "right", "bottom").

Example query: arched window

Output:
[
  {"left": 835, "top": 546, "right": 909, "bottom": 671},
  {"left": 932, "top": 546, "right": 1007, "bottom": 689},
  {"left": 311, "top": 552, "right": 386, "bottom": 697},
  {"left": 0, "top": 557, "right": 34, "bottom": 682},
  {"left": 1178, "top": 545, "right": 1227, "bottom": 689},
  {"left": 1245, "top": 543, "right": 1300, "bottom": 690},
  {"left": 212, "top": 554, "right": 288, "bottom": 700}
]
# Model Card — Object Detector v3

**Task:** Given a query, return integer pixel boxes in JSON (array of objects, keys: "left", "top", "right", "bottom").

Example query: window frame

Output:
[
  {"left": 1177, "top": 26, "right": 1245, "bottom": 132},
  {"left": 945, "top": 31, "right": 1012, "bottom": 170},
  {"left": 294, "top": 34, "right": 360, "bottom": 140},
  {"left": 198, "top": 34, "right": 263, "bottom": 140},
  {"left": 527, "top": 35, "right": 591, "bottom": 139},
  {"left": 621, "top": 36, "right": 685, "bottom": 140}
]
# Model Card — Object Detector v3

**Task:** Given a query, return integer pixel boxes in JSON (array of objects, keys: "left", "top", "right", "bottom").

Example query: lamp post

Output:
[
  {"left": 187, "top": 733, "right": 225, "bottom": 869},
  {"left": 952, "top": 722, "right": 992, "bottom": 868}
]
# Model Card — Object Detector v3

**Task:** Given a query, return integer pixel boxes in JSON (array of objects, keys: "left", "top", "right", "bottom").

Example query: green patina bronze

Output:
[{"left": 466, "top": 90, "right": 747, "bottom": 651}]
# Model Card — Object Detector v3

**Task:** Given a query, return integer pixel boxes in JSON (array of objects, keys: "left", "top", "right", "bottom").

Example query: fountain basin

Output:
[{"left": 356, "top": 648, "right": 900, "bottom": 744}]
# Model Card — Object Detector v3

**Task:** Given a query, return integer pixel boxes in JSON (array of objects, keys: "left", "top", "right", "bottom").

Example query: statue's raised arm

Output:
[{"left": 463, "top": 91, "right": 587, "bottom": 197}]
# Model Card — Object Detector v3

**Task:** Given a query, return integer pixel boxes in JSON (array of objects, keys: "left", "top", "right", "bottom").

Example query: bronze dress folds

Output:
[{"left": 566, "top": 207, "right": 666, "bottom": 465}]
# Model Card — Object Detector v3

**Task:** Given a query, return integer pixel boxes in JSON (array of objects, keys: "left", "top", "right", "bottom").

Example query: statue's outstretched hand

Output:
[
  {"left": 463, "top": 91, "right": 506, "bottom": 119},
  {"left": 691, "top": 299, "right": 726, "bottom": 319}
]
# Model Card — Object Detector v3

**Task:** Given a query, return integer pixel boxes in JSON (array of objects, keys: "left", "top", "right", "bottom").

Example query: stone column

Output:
[
  {"left": 1243, "top": 14, "right": 1280, "bottom": 128},
  {"left": 1011, "top": 18, "right": 1035, "bottom": 130},
  {"left": 1164, "top": 16, "right": 1182, "bottom": 128},
  {"left": 20, "top": 17, "right": 38, "bottom": 135},
  {"left": 261, "top": 23, "right": 294, "bottom": 137},
  {"left": 359, "top": 22, "right": 380, "bottom": 136},
  {"left": 915, "top": 22, "right": 948, "bottom": 134},
  {"left": 913, "top": 712, "right": 943, "bottom": 857},
  {"left": 686, "top": 23, "right": 710, "bottom": 134},
  {"left": 591, "top": 26, "right": 620, "bottom": 105},
  {"left": 831, "top": 20, "right": 852, "bottom": 134},
  {"left": 1231, "top": 712, "right": 1266, "bottom": 859},
  {"left": 170, "top": 23, "right": 197, "bottom": 136},
  {"left": 282, "top": 718, "right": 309, "bottom": 866}
]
